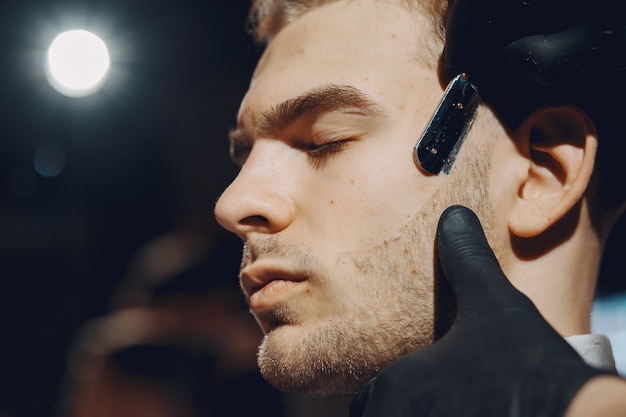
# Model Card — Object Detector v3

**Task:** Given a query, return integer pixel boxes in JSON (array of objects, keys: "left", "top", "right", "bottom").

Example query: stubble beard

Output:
[{"left": 246, "top": 145, "right": 494, "bottom": 396}]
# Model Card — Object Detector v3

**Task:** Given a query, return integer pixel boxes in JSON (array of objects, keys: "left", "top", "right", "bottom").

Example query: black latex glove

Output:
[{"left": 350, "top": 205, "right": 612, "bottom": 417}]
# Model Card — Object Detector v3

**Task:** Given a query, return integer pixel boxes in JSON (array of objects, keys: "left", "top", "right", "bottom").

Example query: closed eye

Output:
[
  {"left": 306, "top": 139, "right": 350, "bottom": 168},
  {"left": 231, "top": 142, "right": 252, "bottom": 167},
  {"left": 307, "top": 140, "right": 349, "bottom": 157},
  {"left": 228, "top": 129, "right": 252, "bottom": 167}
]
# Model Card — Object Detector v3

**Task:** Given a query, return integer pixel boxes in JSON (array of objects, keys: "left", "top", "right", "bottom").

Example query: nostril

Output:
[{"left": 240, "top": 215, "right": 270, "bottom": 228}]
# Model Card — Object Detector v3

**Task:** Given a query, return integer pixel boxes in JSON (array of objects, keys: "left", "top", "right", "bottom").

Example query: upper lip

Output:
[{"left": 240, "top": 261, "right": 307, "bottom": 299}]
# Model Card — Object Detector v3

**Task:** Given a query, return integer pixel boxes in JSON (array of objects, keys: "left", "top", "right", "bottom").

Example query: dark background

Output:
[
  {"left": 0, "top": 1, "right": 261, "bottom": 416},
  {"left": 0, "top": 1, "right": 624, "bottom": 416}
]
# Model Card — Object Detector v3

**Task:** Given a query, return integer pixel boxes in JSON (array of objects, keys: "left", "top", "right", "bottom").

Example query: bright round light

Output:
[{"left": 45, "top": 30, "right": 110, "bottom": 97}]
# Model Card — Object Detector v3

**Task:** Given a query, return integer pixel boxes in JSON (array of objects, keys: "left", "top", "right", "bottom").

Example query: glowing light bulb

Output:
[{"left": 46, "top": 29, "right": 110, "bottom": 97}]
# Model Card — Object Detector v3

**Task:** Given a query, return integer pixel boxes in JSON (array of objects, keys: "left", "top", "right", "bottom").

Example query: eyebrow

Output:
[
  {"left": 258, "top": 84, "right": 384, "bottom": 136},
  {"left": 228, "top": 84, "right": 385, "bottom": 161}
]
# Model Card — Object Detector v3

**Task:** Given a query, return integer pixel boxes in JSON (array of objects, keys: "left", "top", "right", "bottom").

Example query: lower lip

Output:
[{"left": 249, "top": 280, "right": 300, "bottom": 311}]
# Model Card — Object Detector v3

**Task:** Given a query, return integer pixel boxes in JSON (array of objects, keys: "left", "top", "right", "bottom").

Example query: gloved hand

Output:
[{"left": 350, "top": 205, "right": 612, "bottom": 417}]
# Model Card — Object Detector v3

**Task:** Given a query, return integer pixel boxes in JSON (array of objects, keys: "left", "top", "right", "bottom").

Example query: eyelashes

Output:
[
  {"left": 229, "top": 137, "right": 353, "bottom": 168},
  {"left": 306, "top": 139, "right": 351, "bottom": 169},
  {"left": 307, "top": 139, "right": 349, "bottom": 158}
]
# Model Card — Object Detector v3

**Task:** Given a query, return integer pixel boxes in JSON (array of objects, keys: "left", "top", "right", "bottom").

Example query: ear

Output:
[{"left": 509, "top": 106, "right": 598, "bottom": 238}]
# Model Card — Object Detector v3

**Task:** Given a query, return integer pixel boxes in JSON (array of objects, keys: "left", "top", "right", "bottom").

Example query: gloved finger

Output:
[
  {"left": 436, "top": 205, "right": 521, "bottom": 311},
  {"left": 349, "top": 379, "right": 373, "bottom": 417}
]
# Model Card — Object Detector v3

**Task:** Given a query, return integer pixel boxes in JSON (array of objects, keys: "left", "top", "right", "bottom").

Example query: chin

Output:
[
  {"left": 259, "top": 358, "right": 368, "bottom": 396},
  {"left": 256, "top": 322, "right": 392, "bottom": 395}
]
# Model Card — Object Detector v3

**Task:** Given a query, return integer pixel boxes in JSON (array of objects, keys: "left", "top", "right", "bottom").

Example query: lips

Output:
[{"left": 240, "top": 262, "right": 307, "bottom": 312}]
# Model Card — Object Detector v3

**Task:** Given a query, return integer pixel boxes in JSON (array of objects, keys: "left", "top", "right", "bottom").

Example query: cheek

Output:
[{"left": 299, "top": 147, "right": 441, "bottom": 251}]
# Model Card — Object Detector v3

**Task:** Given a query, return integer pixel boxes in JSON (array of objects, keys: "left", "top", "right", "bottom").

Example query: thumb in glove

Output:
[{"left": 350, "top": 205, "right": 612, "bottom": 417}]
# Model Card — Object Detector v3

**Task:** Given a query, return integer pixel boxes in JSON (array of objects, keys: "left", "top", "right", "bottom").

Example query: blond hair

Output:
[{"left": 248, "top": 0, "right": 448, "bottom": 45}]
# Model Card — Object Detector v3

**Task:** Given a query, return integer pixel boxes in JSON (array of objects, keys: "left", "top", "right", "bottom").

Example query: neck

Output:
[{"left": 506, "top": 200, "right": 603, "bottom": 337}]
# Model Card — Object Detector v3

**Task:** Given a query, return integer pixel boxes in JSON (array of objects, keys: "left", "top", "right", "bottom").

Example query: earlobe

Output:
[{"left": 509, "top": 107, "right": 598, "bottom": 238}]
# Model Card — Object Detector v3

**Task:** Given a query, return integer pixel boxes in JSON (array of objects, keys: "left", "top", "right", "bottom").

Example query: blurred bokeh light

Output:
[{"left": 45, "top": 29, "right": 110, "bottom": 97}]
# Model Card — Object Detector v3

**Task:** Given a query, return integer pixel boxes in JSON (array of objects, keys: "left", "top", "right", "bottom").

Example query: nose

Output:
[{"left": 214, "top": 142, "right": 296, "bottom": 238}]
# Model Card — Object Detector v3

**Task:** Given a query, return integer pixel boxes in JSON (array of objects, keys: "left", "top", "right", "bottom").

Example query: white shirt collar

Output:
[{"left": 565, "top": 334, "right": 616, "bottom": 372}]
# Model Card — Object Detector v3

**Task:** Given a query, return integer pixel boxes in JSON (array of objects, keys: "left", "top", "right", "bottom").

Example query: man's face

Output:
[{"left": 215, "top": 0, "right": 494, "bottom": 394}]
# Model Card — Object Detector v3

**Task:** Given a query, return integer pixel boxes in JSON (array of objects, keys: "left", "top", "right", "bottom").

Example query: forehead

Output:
[{"left": 240, "top": 0, "right": 442, "bottom": 124}]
